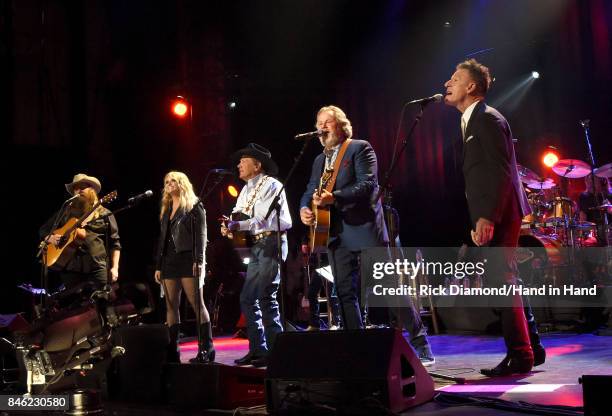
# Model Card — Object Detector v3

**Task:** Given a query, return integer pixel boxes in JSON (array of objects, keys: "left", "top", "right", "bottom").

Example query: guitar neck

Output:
[{"left": 67, "top": 201, "right": 102, "bottom": 234}]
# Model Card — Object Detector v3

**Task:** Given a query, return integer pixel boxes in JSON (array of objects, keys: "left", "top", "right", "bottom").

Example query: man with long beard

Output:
[
  {"left": 40, "top": 173, "right": 121, "bottom": 289},
  {"left": 300, "top": 106, "right": 434, "bottom": 365}
]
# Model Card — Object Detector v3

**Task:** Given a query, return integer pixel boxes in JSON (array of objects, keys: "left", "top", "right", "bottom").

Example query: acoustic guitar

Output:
[
  {"left": 309, "top": 168, "right": 333, "bottom": 253},
  {"left": 220, "top": 213, "right": 253, "bottom": 248},
  {"left": 43, "top": 191, "right": 117, "bottom": 270}
]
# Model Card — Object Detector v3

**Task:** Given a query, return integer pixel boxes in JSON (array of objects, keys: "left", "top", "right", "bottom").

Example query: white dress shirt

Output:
[
  {"left": 461, "top": 100, "right": 481, "bottom": 140},
  {"left": 233, "top": 173, "right": 292, "bottom": 234}
]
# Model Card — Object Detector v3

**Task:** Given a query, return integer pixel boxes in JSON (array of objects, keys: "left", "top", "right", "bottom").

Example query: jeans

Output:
[{"left": 239, "top": 236, "right": 284, "bottom": 356}]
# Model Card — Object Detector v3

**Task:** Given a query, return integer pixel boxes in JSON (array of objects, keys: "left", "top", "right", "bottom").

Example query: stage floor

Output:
[{"left": 177, "top": 331, "right": 611, "bottom": 414}]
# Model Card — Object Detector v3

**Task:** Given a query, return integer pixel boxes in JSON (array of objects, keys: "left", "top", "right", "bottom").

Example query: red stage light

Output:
[
  {"left": 543, "top": 151, "right": 559, "bottom": 168},
  {"left": 227, "top": 185, "right": 239, "bottom": 198},
  {"left": 171, "top": 96, "right": 189, "bottom": 118},
  {"left": 172, "top": 102, "right": 187, "bottom": 117}
]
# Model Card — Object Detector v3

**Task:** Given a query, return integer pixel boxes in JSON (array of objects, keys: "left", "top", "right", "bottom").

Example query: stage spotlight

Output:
[
  {"left": 242, "top": 257, "right": 251, "bottom": 265},
  {"left": 543, "top": 151, "right": 559, "bottom": 168},
  {"left": 531, "top": 71, "right": 540, "bottom": 79},
  {"left": 227, "top": 185, "right": 239, "bottom": 198},
  {"left": 171, "top": 96, "right": 189, "bottom": 118},
  {"left": 228, "top": 101, "right": 237, "bottom": 109}
]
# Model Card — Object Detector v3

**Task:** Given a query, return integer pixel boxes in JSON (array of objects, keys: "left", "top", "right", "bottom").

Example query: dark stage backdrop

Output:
[{"left": 2, "top": 0, "right": 611, "bottom": 318}]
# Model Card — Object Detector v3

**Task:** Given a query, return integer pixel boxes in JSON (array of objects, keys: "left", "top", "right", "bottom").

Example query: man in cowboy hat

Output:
[
  {"left": 221, "top": 143, "right": 292, "bottom": 367},
  {"left": 40, "top": 173, "right": 121, "bottom": 289}
]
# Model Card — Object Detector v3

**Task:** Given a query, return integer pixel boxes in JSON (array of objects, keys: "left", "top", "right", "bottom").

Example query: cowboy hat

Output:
[
  {"left": 230, "top": 143, "right": 278, "bottom": 176},
  {"left": 65, "top": 173, "right": 102, "bottom": 195}
]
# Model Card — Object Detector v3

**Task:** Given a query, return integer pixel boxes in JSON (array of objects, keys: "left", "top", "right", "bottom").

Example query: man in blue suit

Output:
[{"left": 300, "top": 106, "right": 434, "bottom": 365}]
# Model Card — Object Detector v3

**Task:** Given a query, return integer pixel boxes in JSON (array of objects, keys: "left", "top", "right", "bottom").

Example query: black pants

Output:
[
  {"left": 328, "top": 245, "right": 363, "bottom": 329},
  {"left": 61, "top": 269, "right": 107, "bottom": 290},
  {"left": 307, "top": 275, "right": 340, "bottom": 327}
]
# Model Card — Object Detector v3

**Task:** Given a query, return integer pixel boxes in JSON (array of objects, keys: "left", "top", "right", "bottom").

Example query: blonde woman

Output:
[{"left": 154, "top": 171, "right": 214, "bottom": 363}]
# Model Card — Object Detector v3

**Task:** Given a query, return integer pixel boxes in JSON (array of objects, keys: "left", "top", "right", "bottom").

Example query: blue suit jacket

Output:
[{"left": 300, "top": 139, "right": 389, "bottom": 251}]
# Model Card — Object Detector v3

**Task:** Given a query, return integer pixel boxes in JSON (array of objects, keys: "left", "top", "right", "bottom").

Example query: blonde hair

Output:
[
  {"left": 317, "top": 105, "right": 353, "bottom": 139},
  {"left": 160, "top": 171, "right": 199, "bottom": 220}
]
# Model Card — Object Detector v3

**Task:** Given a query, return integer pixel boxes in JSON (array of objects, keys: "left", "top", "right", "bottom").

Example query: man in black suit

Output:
[
  {"left": 300, "top": 105, "right": 434, "bottom": 365},
  {"left": 444, "top": 59, "right": 544, "bottom": 376}
]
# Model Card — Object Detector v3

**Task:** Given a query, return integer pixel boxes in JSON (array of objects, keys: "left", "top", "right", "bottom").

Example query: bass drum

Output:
[{"left": 518, "top": 232, "right": 566, "bottom": 286}]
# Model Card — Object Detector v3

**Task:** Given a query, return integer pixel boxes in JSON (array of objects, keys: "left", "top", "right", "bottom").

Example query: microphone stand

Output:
[
  {"left": 376, "top": 101, "right": 434, "bottom": 202},
  {"left": 263, "top": 138, "right": 315, "bottom": 329},
  {"left": 98, "top": 199, "right": 148, "bottom": 289},
  {"left": 189, "top": 169, "right": 228, "bottom": 363},
  {"left": 378, "top": 101, "right": 465, "bottom": 384},
  {"left": 580, "top": 119, "right": 610, "bottom": 248},
  {"left": 38, "top": 197, "right": 75, "bottom": 313}
]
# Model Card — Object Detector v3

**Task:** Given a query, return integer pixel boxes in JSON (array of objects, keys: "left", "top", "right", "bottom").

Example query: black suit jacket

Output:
[
  {"left": 462, "top": 101, "right": 531, "bottom": 227},
  {"left": 300, "top": 139, "right": 388, "bottom": 251}
]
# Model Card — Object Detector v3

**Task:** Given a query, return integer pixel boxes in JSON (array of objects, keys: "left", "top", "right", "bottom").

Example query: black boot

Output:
[
  {"left": 189, "top": 321, "right": 215, "bottom": 363},
  {"left": 167, "top": 324, "right": 181, "bottom": 363},
  {"left": 530, "top": 332, "right": 546, "bottom": 367}
]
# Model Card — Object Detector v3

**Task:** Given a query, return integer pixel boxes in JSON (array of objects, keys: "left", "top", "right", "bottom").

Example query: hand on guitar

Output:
[
  {"left": 45, "top": 234, "right": 63, "bottom": 247},
  {"left": 312, "top": 189, "right": 335, "bottom": 207},
  {"left": 300, "top": 207, "right": 314, "bottom": 226},
  {"left": 220, "top": 220, "right": 239, "bottom": 238}
]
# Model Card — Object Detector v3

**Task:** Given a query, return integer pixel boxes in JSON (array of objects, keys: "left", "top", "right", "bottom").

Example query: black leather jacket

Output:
[{"left": 155, "top": 202, "right": 206, "bottom": 270}]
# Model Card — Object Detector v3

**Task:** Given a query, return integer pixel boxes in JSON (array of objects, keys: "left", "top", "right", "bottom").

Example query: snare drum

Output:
[{"left": 547, "top": 197, "right": 575, "bottom": 223}]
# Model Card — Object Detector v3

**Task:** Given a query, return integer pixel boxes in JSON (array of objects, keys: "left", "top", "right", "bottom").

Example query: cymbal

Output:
[
  {"left": 594, "top": 162, "right": 612, "bottom": 178},
  {"left": 551, "top": 159, "right": 591, "bottom": 178},
  {"left": 525, "top": 178, "right": 556, "bottom": 190},
  {"left": 571, "top": 221, "right": 596, "bottom": 230},
  {"left": 517, "top": 164, "right": 540, "bottom": 184},
  {"left": 589, "top": 203, "right": 612, "bottom": 210}
]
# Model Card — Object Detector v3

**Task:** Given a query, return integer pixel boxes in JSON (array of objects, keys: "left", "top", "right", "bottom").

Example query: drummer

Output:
[{"left": 578, "top": 175, "right": 611, "bottom": 245}]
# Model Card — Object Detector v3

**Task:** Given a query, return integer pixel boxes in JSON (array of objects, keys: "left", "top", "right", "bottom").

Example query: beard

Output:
[
  {"left": 68, "top": 190, "right": 97, "bottom": 217},
  {"left": 319, "top": 131, "right": 342, "bottom": 149}
]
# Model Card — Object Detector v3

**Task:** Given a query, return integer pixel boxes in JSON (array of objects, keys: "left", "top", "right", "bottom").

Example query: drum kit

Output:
[{"left": 517, "top": 159, "right": 611, "bottom": 285}]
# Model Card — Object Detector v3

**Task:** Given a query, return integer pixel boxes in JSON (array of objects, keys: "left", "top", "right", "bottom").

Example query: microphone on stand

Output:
[
  {"left": 405, "top": 93, "right": 444, "bottom": 105},
  {"left": 294, "top": 130, "right": 325, "bottom": 140},
  {"left": 65, "top": 194, "right": 81, "bottom": 206},
  {"left": 127, "top": 190, "right": 153, "bottom": 205}
]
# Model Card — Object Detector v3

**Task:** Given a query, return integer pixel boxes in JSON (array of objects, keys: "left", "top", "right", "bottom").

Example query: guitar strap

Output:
[{"left": 324, "top": 138, "right": 352, "bottom": 193}]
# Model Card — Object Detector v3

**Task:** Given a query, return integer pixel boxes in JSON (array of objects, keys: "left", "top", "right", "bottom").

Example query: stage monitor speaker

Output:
[
  {"left": 108, "top": 324, "right": 169, "bottom": 402},
  {"left": 580, "top": 375, "right": 612, "bottom": 416},
  {"left": 265, "top": 328, "right": 434, "bottom": 414},
  {"left": 164, "top": 363, "right": 265, "bottom": 409}
]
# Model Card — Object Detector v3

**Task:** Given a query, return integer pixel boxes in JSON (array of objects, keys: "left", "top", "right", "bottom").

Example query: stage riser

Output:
[{"left": 164, "top": 363, "right": 265, "bottom": 409}]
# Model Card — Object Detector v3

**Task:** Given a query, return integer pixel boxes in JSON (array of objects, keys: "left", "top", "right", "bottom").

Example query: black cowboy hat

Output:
[{"left": 230, "top": 143, "right": 278, "bottom": 176}]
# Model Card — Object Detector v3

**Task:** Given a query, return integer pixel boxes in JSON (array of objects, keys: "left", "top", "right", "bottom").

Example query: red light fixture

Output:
[
  {"left": 171, "top": 96, "right": 189, "bottom": 118},
  {"left": 542, "top": 151, "right": 559, "bottom": 168}
]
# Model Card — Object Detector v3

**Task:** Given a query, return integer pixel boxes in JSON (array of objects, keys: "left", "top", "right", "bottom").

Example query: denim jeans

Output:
[{"left": 239, "top": 236, "right": 284, "bottom": 356}]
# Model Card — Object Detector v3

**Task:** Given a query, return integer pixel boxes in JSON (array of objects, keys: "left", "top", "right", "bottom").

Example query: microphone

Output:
[
  {"left": 65, "top": 194, "right": 80, "bottom": 204},
  {"left": 294, "top": 130, "right": 325, "bottom": 140},
  {"left": 127, "top": 190, "right": 153, "bottom": 205},
  {"left": 211, "top": 168, "right": 234, "bottom": 176},
  {"left": 405, "top": 93, "right": 444, "bottom": 105}
]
